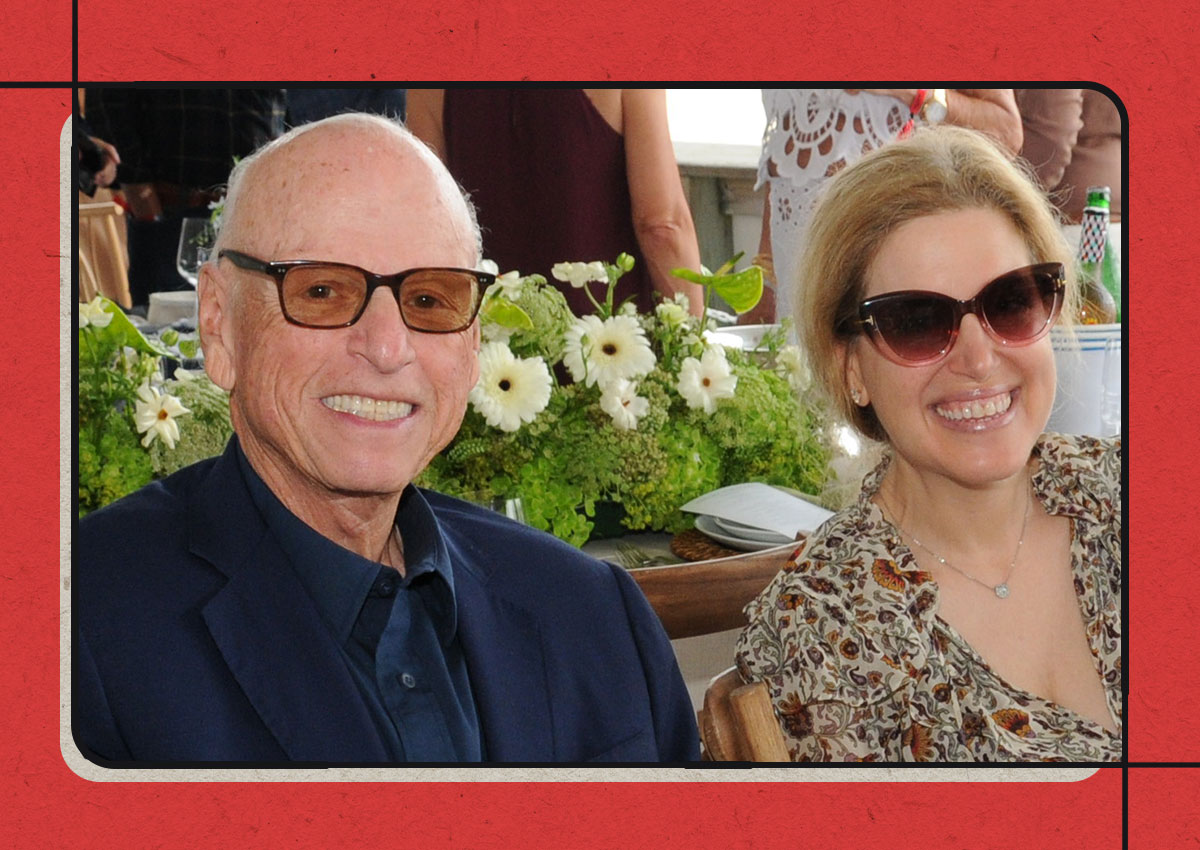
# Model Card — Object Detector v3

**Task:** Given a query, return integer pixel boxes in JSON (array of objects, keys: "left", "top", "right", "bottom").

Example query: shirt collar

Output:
[{"left": 235, "top": 441, "right": 459, "bottom": 645}]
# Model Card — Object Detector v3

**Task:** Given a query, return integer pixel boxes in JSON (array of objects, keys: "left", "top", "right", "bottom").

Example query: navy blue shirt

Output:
[{"left": 237, "top": 447, "right": 482, "bottom": 761}]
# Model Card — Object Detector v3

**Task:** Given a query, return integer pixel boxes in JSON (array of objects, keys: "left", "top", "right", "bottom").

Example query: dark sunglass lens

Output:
[
  {"left": 400, "top": 271, "right": 480, "bottom": 332},
  {"left": 869, "top": 295, "right": 956, "bottom": 362},
  {"left": 281, "top": 266, "right": 368, "bottom": 326},
  {"left": 980, "top": 269, "right": 1054, "bottom": 341}
]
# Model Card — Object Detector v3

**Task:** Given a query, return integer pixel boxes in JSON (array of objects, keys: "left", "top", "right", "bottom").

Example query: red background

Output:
[{"left": 3, "top": 0, "right": 1196, "bottom": 844}]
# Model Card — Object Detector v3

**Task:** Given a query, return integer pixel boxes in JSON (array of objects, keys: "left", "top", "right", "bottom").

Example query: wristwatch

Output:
[{"left": 921, "top": 89, "right": 949, "bottom": 124}]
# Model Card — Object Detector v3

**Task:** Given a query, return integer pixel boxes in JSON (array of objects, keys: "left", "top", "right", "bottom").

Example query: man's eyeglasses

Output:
[
  {"left": 218, "top": 249, "right": 491, "bottom": 333},
  {"left": 840, "top": 263, "right": 1066, "bottom": 366}
]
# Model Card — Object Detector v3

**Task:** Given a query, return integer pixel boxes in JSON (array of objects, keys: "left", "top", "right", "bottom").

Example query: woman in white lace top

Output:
[{"left": 745, "top": 89, "right": 1023, "bottom": 326}]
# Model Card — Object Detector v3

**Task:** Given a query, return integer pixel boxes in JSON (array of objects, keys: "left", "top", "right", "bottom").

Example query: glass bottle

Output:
[
  {"left": 1089, "top": 186, "right": 1122, "bottom": 321},
  {"left": 1076, "top": 186, "right": 1118, "bottom": 324}
]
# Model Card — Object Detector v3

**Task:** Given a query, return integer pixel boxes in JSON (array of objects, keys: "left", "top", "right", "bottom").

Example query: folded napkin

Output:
[{"left": 680, "top": 483, "right": 833, "bottom": 540}]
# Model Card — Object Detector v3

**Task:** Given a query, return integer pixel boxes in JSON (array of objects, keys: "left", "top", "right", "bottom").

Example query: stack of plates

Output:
[
  {"left": 1049, "top": 324, "right": 1122, "bottom": 437},
  {"left": 692, "top": 515, "right": 796, "bottom": 552},
  {"left": 681, "top": 482, "right": 834, "bottom": 553}
]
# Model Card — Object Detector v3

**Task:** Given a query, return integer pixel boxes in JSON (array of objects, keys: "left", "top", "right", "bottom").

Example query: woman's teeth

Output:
[
  {"left": 935, "top": 392, "right": 1012, "bottom": 421},
  {"left": 322, "top": 394, "right": 413, "bottom": 421}
]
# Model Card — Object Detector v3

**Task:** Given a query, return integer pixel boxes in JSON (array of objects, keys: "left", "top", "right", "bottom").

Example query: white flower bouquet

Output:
[
  {"left": 418, "top": 255, "right": 833, "bottom": 547},
  {"left": 77, "top": 296, "right": 233, "bottom": 515}
]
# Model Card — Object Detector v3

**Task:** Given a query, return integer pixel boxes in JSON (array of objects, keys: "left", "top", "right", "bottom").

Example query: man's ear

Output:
[
  {"left": 467, "top": 321, "right": 481, "bottom": 387},
  {"left": 198, "top": 261, "right": 236, "bottom": 392}
]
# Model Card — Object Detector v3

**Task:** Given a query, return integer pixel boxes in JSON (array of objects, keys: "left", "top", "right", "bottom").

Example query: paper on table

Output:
[{"left": 680, "top": 482, "right": 834, "bottom": 539}]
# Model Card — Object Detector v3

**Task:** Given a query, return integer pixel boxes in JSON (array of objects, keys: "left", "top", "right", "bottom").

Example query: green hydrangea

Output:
[
  {"left": 78, "top": 403, "right": 155, "bottom": 515},
  {"left": 148, "top": 373, "right": 234, "bottom": 477}
]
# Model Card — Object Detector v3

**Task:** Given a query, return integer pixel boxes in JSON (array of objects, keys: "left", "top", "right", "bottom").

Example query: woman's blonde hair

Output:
[{"left": 797, "top": 125, "right": 1077, "bottom": 443}]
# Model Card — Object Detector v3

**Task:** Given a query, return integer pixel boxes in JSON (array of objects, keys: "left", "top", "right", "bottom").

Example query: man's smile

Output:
[{"left": 321, "top": 394, "right": 415, "bottom": 422}]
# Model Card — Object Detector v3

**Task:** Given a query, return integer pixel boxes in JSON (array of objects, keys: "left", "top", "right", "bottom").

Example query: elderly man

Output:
[{"left": 74, "top": 114, "right": 699, "bottom": 764}]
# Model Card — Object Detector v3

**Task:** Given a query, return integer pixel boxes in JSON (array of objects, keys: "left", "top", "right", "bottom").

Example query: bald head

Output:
[{"left": 213, "top": 113, "right": 481, "bottom": 264}]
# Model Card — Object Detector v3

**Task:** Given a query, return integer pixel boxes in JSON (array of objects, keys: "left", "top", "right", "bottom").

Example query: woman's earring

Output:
[{"left": 850, "top": 388, "right": 863, "bottom": 406}]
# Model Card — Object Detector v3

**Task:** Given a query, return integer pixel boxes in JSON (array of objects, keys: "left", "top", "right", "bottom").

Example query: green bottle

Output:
[{"left": 1078, "top": 186, "right": 1121, "bottom": 322}]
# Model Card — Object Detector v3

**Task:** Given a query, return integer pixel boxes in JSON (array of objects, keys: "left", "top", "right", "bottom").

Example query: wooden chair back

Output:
[
  {"left": 698, "top": 666, "right": 790, "bottom": 761},
  {"left": 79, "top": 199, "right": 131, "bottom": 307}
]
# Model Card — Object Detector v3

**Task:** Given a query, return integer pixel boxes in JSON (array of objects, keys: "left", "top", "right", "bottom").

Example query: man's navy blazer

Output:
[{"left": 74, "top": 441, "right": 700, "bottom": 764}]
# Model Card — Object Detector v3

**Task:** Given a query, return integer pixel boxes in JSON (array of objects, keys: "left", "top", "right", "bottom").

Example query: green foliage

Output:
[
  {"left": 671, "top": 263, "right": 764, "bottom": 314},
  {"left": 78, "top": 403, "right": 155, "bottom": 514},
  {"left": 77, "top": 297, "right": 231, "bottom": 515},
  {"left": 77, "top": 304, "right": 165, "bottom": 515},
  {"left": 418, "top": 256, "right": 833, "bottom": 547}
]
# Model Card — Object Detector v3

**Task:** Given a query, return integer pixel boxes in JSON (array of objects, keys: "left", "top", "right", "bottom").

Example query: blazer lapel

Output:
[
  {"left": 188, "top": 442, "right": 388, "bottom": 763},
  {"left": 454, "top": 564, "right": 555, "bottom": 762}
]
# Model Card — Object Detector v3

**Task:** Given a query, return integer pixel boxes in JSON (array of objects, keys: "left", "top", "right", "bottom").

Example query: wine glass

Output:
[
  {"left": 471, "top": 497, "right": 526, "bottom": 523},
  {"left": 176, "top": 217, "right": 215, "bottom": 287}
]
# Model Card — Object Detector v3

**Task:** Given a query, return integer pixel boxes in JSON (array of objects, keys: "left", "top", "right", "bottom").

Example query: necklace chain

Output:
[{"left": 886, "top": 484, "right": 1032, "bottom": 600}]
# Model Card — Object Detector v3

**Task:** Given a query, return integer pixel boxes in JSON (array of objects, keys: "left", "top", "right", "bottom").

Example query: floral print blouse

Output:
[{"left": 736, "top": 433, "right": 1122, "bottom": 762}]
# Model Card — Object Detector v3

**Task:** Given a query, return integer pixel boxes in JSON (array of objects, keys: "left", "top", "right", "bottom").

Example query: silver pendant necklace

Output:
[{"left": 886, "top": 484, "right": 1032, "bottom": 599}]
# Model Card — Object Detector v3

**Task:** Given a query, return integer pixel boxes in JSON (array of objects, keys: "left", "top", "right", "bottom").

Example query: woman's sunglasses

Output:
[{"left": 841, "top": 262, "right": 1066, "bottom": 366}]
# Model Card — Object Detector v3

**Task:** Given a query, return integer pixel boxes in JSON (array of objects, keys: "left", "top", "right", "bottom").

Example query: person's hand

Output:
[{"left": 90, "top": 136, "right": 120, "bottom": 188}]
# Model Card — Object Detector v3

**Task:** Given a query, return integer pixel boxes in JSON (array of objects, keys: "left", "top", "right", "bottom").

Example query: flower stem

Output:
[{"left": 583, "top": 282, "right": 605, "bottom": 317}]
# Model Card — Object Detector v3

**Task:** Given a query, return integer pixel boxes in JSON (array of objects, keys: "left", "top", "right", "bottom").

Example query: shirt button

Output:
[
  {"left": 377, "top": 578, "right": 396, "bottom": 596},
  {"left": 400, "top": 672, "right": 417, "bottom": 689}
]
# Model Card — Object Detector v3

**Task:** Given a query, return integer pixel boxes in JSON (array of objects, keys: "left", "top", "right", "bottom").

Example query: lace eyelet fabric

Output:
[{"left": 757, "top": 90, "right": 909, "bottom": 323}]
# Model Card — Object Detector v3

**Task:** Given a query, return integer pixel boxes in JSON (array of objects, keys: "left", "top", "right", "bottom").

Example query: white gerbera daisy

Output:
[
  {"left": 599, "top": 378, "right": 650, "bottom": 431},
  {"left": 562, "top": 314, "right": 656, "bottom": 387},
  {"left": 551, "top": 261, "right": 609, "bottom": 289},
  {"left": 469, "top": 342, "right": 552, "bottom": 432},
  {"left": 677, "top": 346, "right": 738, "bottom": 414},
  {"left": 79, "top": 296, "right": 113, "bottom": 329},
  {"left": 133, "top": 381, "right": 191, "bottom": 449}
]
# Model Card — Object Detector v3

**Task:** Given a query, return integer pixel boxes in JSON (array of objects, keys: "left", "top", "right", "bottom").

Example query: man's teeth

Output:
[
  {"left": 322, "top": 394, "right": 413, "bottom": 421},
  {"left": 935, "top": 393, "right": 1012, "bottom": 421}
]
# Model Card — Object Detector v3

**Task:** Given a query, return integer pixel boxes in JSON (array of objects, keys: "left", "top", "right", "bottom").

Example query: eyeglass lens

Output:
[
  {"left": 865, "top": 266, "right": 1062, "bottom": 364},
  {"left": 281, "top": 265, "right": 480, "bottom": 331}
]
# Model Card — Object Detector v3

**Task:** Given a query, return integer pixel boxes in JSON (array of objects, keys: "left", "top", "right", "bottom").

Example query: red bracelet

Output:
[
  {"left": 909, "top": 88, "right": 931, "bottom": 116},
  {"left": 899, "top": 89, "right": 931, "bottom": 138}
]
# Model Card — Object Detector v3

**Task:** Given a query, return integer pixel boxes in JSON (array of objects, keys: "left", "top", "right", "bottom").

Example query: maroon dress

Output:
[{"left": 442, "top": 89, "right": 655, "bottom": 316}]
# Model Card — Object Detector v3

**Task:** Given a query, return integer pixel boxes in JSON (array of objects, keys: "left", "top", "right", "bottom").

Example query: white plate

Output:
[
  {"left": 694, "top": 515, "right": 797, "bottom": 552},
  {"left": 712, "top": 516, "right": 794, "bottom": 544}
]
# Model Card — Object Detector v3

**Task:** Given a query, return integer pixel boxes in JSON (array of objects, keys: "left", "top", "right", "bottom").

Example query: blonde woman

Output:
[{"left": 736, "top": 126, "right": 1120, "bottom": 761}]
